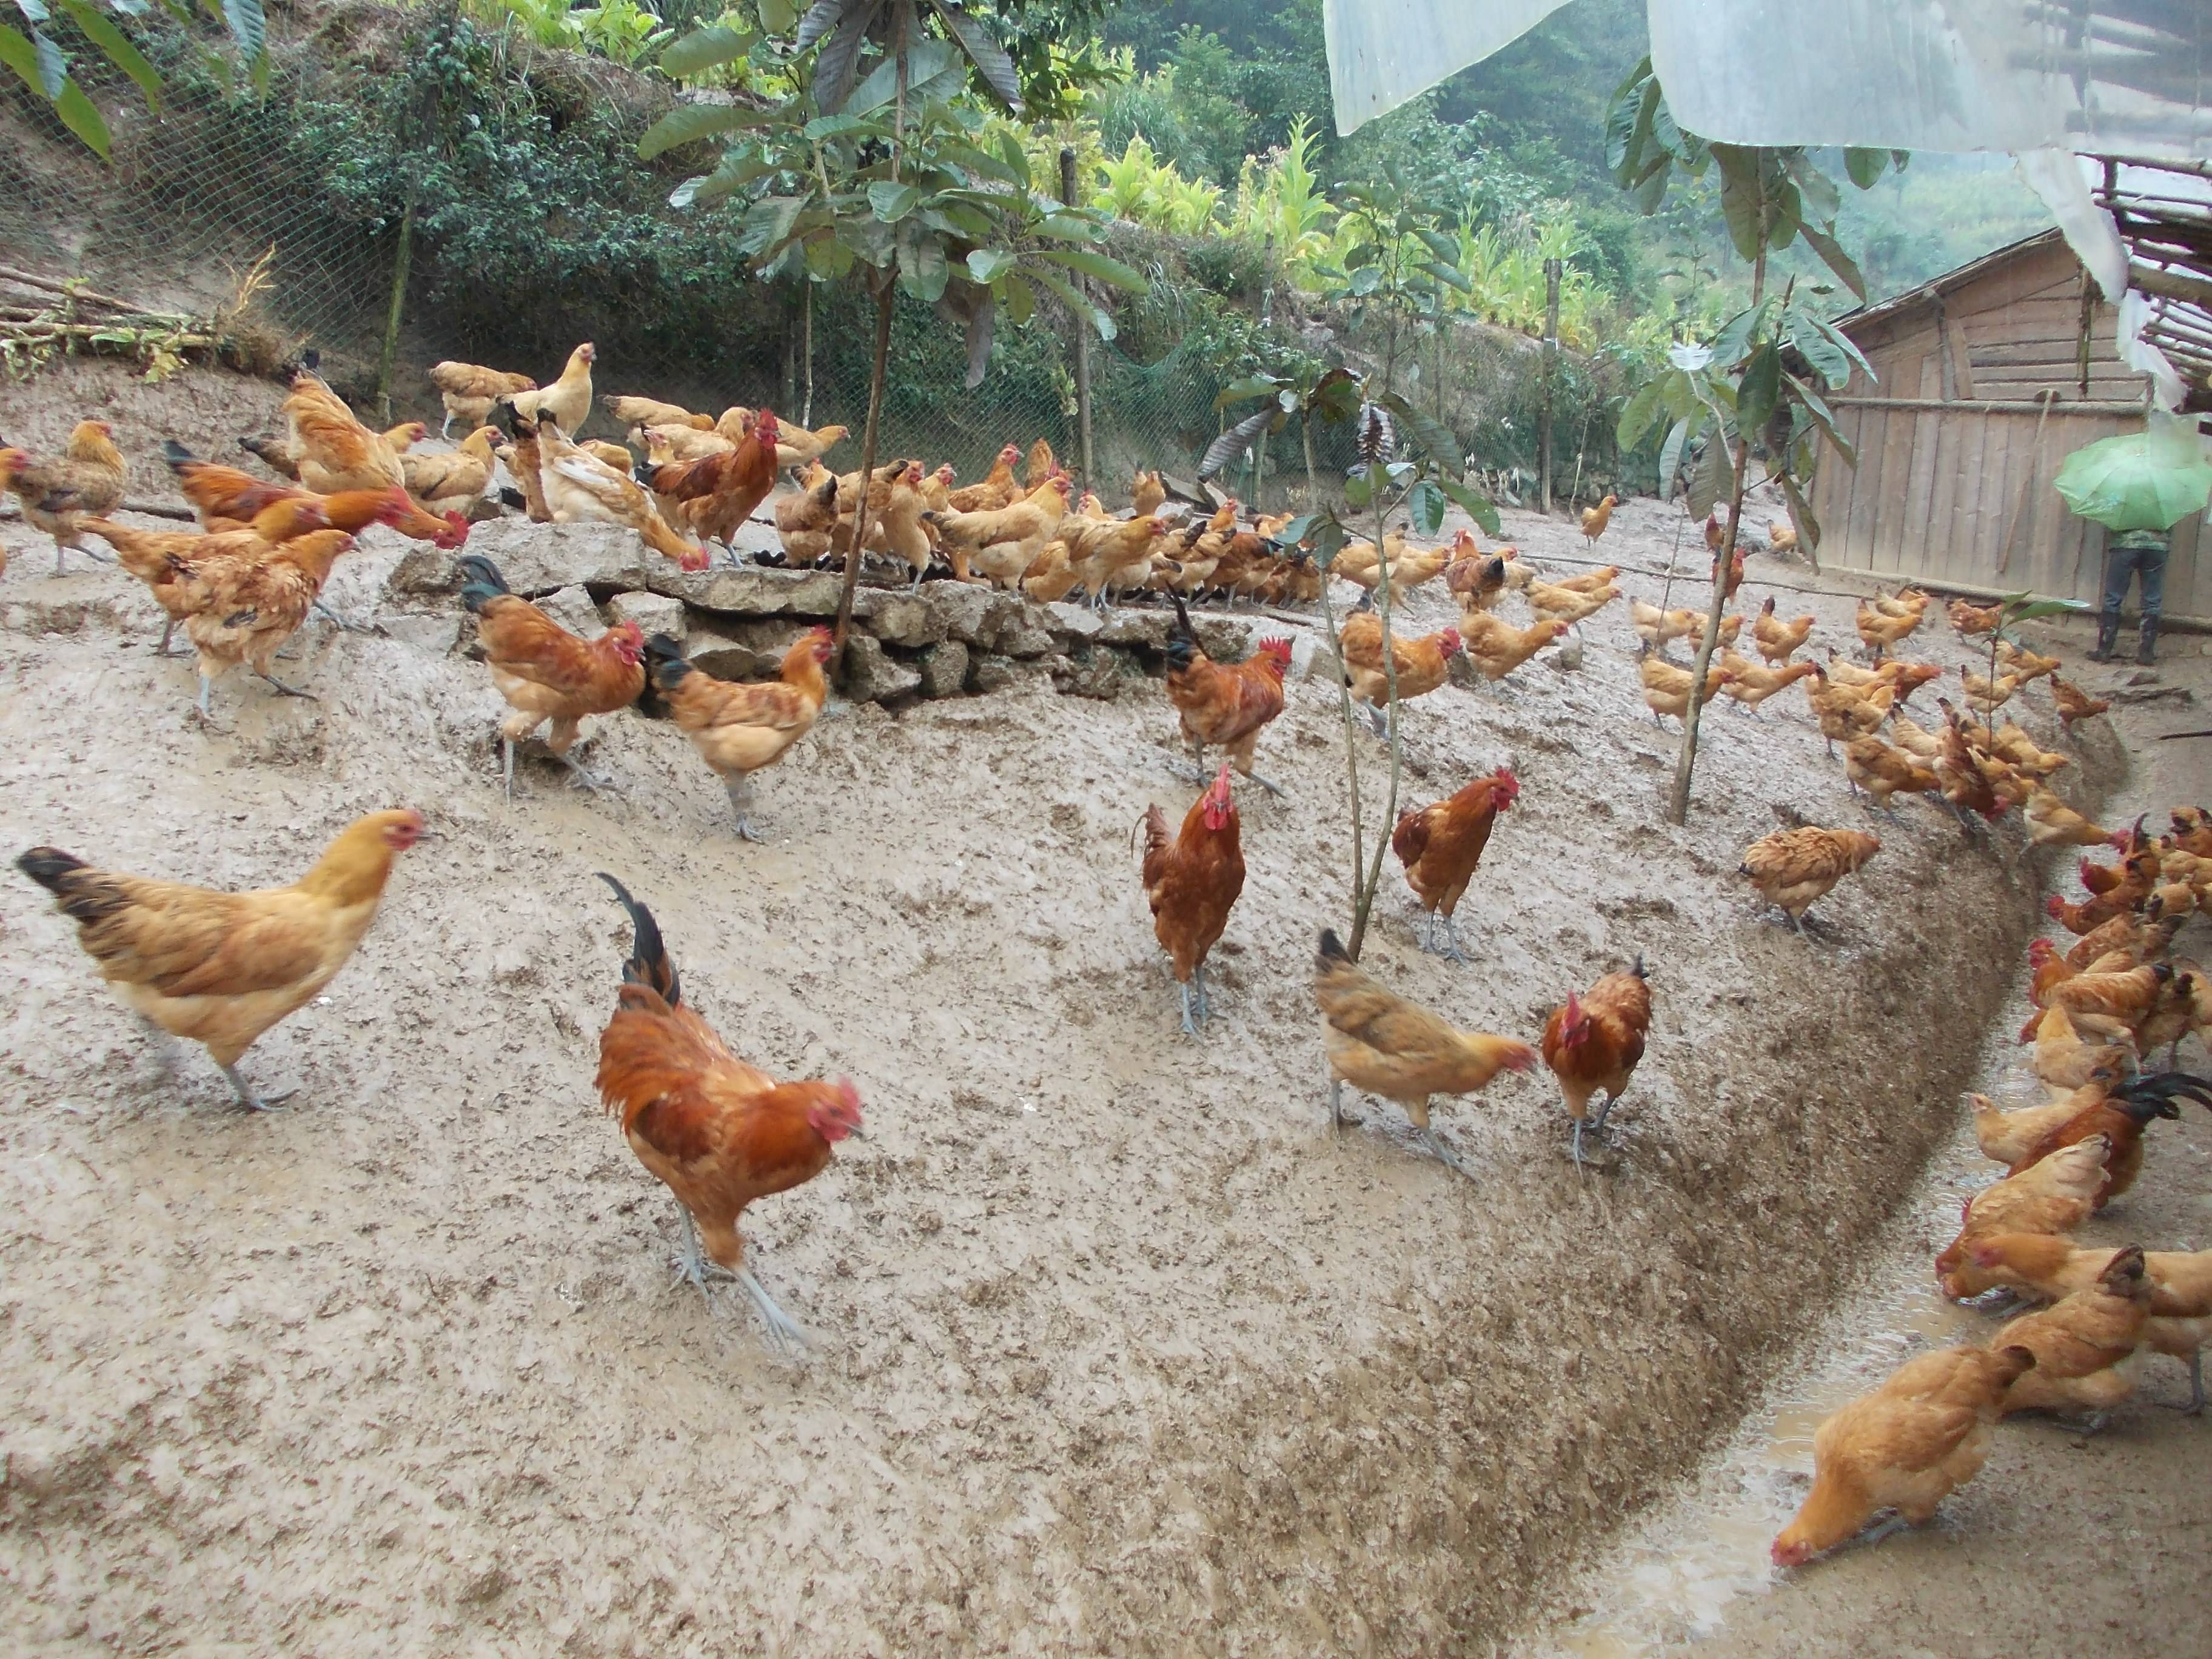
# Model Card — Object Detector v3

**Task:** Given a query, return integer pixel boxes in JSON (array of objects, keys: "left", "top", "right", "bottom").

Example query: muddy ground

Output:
[
  {"left": 1526, "top": 668, "right": 2212, "bottom": 1659},
  {"left": 0, "top": 360, "right": 2126, "bottom": 1654}
]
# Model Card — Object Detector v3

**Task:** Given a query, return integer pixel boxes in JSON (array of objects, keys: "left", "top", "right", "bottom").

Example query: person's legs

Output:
[
  {"left": 2091, "top": 541, "right": 2136, "bottom": 660},
  {"left": 2139, "top": 543, "right": 2168, "bottom": 663}
]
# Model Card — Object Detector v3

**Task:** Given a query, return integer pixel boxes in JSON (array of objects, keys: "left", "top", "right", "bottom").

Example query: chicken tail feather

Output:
[
  {"left": 1317, "top": 927, "right": 1352, "bottom": 968},
  {"left": 15, "top": 846, "right": 118, "bottom": 924},
  {"left": 596, "top": 873, "right": 681, "bottom": 1006},
  {"left": 455, "top": 554, "right": 509, "bottom": 614},
  {"left": 161, "top": 438, "right": 196, "bottom": 472},
  {"left": 642, "top": 632, "right": 691, "bottom": 692}
]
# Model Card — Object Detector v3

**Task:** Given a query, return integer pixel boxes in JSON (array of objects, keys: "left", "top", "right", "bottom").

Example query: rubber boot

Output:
[
  {"left": 2139, "top": 615, "right": 2160, "bottom": 666},
  {"left": 2089, "top": 610, "right": 2121, "bottom": 662}
]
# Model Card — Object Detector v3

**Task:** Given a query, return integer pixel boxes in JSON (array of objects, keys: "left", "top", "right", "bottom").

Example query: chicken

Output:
[
  {"left": 1949, "top": 598, "right": 2002, "bottom": 638},
  {"left": 431, "top": 361, "right": 537, "bottom": 438},
  {"left": 1769, "top": 1342, "right": 2036, "bottom": 1569},
  {"left": 1312, "top": 928, "right": 1535, "bottom": 1176},
  {"left": 399, "top": 426, "right": 500, "bottom": 515},
  {"left": 1, "top": 421, "right": 127, "bottom": 575},
  {"left": 1843, "top": 734, "right": 1940, "bottom": 814},
  {"left": 1855, "top": 597, "right": 1924, "bottom": 659},
  {"left": 2046, "top": 674, "right": 2108, "bottom": 729},
  {"left": 168, "top": 529, "right": 360, "bottom": 718},
  {"left": 1162, "top": 595, "right": 1290, "bottom": 796},
  {"left": 1996, "top": 639, "right": 2060, "bottom": 684},
  {"left": 1444, "top": 538, "right": 1508, "bottom": 613},
  {"left": 602, "top": 395, "right": 709, "bottom": 436},
  {"left": 1338, "top": 614, "right": 1463, "bottom": 733},
  {"left": 1720, "top": 651, "right": 1818, "bottom": 717},
  {"left": 1971, "top": 1079, "right": 2122, "bottom": 1165},
  {"left": 929, "top": 480, "right": 1070, "bottom": 589},
  {"left": 642, "top": 423, "right": 734, "bottom": 465},
  {"left": 1738, "top": 826, "right": 1881, "bottom": 932},
  {"left": 1631, "top": 600, "right": 1738, "bottom": 654},
  {"left": 1552, "top": 563, "right": 1621, "bottom": 595},
  {"left": 1526, "top": 578, "right": 1618, "bottom": 629},
  {"left": 1390, "top": 766, "right": 1518, "bottom": 963},
  {"left": 1768, "top": 519, "right": 1798, "bottom": 554},
  {"left": 507, "top": 342, "right": 596, "bottom": 437},
  {"left": 455, "top": 554, "right": 646, "bottom": 797},
  {"left": 1961, "top": 663, "right": 2022, "bottom": 715},
  {"left": 1337, "top": 534, "right": 1451, "bottom": 602},
  {"left": 501, "top": 405, "right": 552, "bottom": 522},
  {"left": 1934, "top": 1136, "right": 2111, "bottom": 1298},
  {"left": 946, "top": 444, "right": 1022, "bottom": 514},
  {"left": 1711, "top": 541, "right": 1746, "bottom": 603},
  {"left": 2025, "top": 787, "right": 2125, "bottom": 850},
  {"left": 1450, "top": 612, "right": 1564, "bottom": 691},
  {"left": 770, "top": 419, "right": 848, "bottom": 469},
  {"left": 1130, "top": 469, "right": 1165, "bottom": 517},
  {"left": 774, "top": 468, "right": 842, "bottom": 566},
  {"left": 1887, "top": 712, "right": 1945, "bottom": 762},
  {"left": 1139, "top": 765, "right": 1245, "bottom": 1037},
  {"left": 281, "top": 369, "right": 407, "bottom": 495},
  {"left": 2031, "top": 1005, "right": 2134, "bottom": 1094},
  {"left": 1638, "top": 649, "right": 1734, "bottom": 729},
  {"left": 1984, "top": 722, "right": 2068, "bottom": 779},
  {"left": 577, "top": 439, "right": 635, "bottom": 474},
  {"left": 2003, "top": 1070, "right": 2212, "bottom": 1205},
  {"left": 2048, "top": 960, "right": 2175, "bottom": 1045},
  {"left": 1580, "top": 493, "right": 1617, "bottom": 548},
  {"left": 1989, "top": 1245, "right": 2156, "bottom": 1423},
  {"left": 1068, "top": 511, "right": 1172, "bottom": 609},
  {"left": 164, "top": 440, "right": 466, "bottom": 549},
  {"left": 1932, "top": 699, "right": 2006, "bottom": 823},
  {"left": 641, "top": 628, "right": 831, "bottom": 841},
  {"left": 526, "top": 412, "right": 707, "bottom": 571},
  {"left": 1752, "top": 595, "right": 1815, "bottom": 664},
  {"left": 645, "top": 409, "right": 780, "bottom": 551},
  {"left": 1541, "top": 956, "right": 1651, "bottom": 1170},
  {"left": 1950, "top": 1235, "right": 2212, "bottom": 1412},
  {"left": 15, "top": 810, "right": 429, "bottom": 1111},
  {"left": 2046, "top": 866, "right": 2155, "bottom": 935},
  {"left": 857, "top": 461, "right": 936, "bottom": 588},
  {"left": 1022, "top": 437, "right": 1056, "bottom": 488},
  {"left": 1806, "top": 671, "right": 1895, "bottom": 757},
  {"left": 592, "top": 874, "right": 860, "bottom": 1348}
]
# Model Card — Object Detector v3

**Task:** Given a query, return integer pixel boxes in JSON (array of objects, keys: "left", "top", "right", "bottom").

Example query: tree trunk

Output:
[
  {"left": 1060, "top": 147, "right": 1095, "bottom": 491},
  {"left": 1347, "top": 487, "right": 1406, "bottom": 960},
  {"left": 1540, "top": 257, "right": 1561, "bottom": 514},
  {"left": 1302, "top": 415, "right": 1319, "bottom": 510},
  {"left": 832, "top": 277, "right": 896, "bottom": 682},
  {"left": 1666, "top": 239, "right": 1768, "bottom": 826},
  {"left": 374, "top": 190, "right": 417, "bottom": 427},
  {"left": 801, "top": 282, "right": 815, "bottom": 427}
]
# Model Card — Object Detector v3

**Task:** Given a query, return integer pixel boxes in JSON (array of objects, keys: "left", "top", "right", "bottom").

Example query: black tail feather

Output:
[
  {"left": 1317, "top": 927, "right": 1351, "bottom": 968},
  {"left": 597, "top": 873, "right": 680, "bottom": 1006},
  {"left": 16, "top": 845, "right": 87, "bottom": 896},
  {"left": 455, "top": 553, "right": 508, "bottom": 613},
  {"left": 643, "top": 632, "right": 691, "bottom": 692},
  {"left": 16, "top": 846, "right": 118, "bottom": 925},
  {"left": 497, "top": 486, "right": 527, "bottom": 511},
  {"left": 161, "top": 438, "right": 195, "bottom": 472}
]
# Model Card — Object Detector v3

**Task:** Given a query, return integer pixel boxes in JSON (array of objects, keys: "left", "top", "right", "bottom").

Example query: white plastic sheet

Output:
[{"left": 1329, "top": 1, "right": 2212, "bottom": 162}]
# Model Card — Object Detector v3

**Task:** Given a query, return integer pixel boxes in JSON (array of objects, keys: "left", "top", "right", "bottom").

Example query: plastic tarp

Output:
[{"left": 1324, "top": 1, "right": 2211, "bottom": 407}]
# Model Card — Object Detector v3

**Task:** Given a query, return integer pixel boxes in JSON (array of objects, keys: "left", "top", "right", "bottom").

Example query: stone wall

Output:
[{"left": 387, "top": 520, "right": 1259, "bottom": 705}]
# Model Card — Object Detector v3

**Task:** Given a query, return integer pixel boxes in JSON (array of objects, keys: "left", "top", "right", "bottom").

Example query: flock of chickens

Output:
[
  {"left": 6, "top": 340, "right": 2200, "bottom": 1586},
  {"left": 1772, "top": 802, "right": 2212, "bottom": 1568}
]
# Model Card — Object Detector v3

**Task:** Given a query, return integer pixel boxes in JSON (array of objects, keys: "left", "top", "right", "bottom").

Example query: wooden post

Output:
[
  {"left": 1061, "top": 147, "right": 1095, "bottom": 491},
  {"left": 374, "top": 190, "right": 417, "bottom": 426},
  {"left": 1540, "top": 257, "right": 1562, "bottom": 514},
  {"left": 801, "top": 282, "right": 816, "bottom": 427}
]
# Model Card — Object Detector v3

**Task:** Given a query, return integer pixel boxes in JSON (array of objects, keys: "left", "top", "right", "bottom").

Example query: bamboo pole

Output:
[
  {"left": 1061, "top": 147, "right": 1094, "bottom": 491},
  {"left": 374, "top": 191, "right": 418, "bottom": 426},
  {"left": 1540, "top": 258, "right": 1561, "bottom": 514}
]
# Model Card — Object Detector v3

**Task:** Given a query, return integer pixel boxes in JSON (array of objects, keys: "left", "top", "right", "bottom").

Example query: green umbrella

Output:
[{"left": 2054, "top": 415, "right": 2212, "bottom": 533}]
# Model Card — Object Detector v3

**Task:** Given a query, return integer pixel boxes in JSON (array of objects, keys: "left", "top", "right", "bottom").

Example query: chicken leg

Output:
[
  {"left": 560, "top": 751, "right": 617, "bottom": 793},
  {"left": 739, "top": 1267, "right": 808, "bottom": 1352},
  {"left": 724, "top": 774, "right": 766, "bottom": 842},
  {"left": 216, "top": 1061, "right": 295, "bottom": 1113},
  {"left": 1420, "top": 1126, "right": 1472, "bottom": 1178},
  {"left": 1179, "top": 979, "right": 1199, "bottom": 1038},
  {"left": 1193, "top": 962, "right": 1212, "bottom": 1027},
  {"left": 255, "top": 670, "right": 320, "bottom": 700}
]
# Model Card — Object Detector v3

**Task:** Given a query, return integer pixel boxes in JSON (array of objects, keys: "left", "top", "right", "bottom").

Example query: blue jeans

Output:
[{"left": 2100, "top": 540, "right": 2167, "bottom": 621}]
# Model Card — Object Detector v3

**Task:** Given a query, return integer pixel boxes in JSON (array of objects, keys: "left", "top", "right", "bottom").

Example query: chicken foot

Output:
[
  {"left": 1420, "top": 911, "right": 1469, "bottom": 964},
  {"left": 54, "top": 538, "right": 116, "bottom": 577},
  {"left": 312, "top": 598, "right": 379, "bottom": 634},
  {"left": 724, "top": 774, "right": 767, "bottom": 842},
  {"left": 1570, "top": 1093, "right": 1623, "bottom": 1172},
  {"left": 255, "top": 670, "right": 321, "bottom": 700},
  {"left": 216, "top": 1061, "right": 296, "bottom": 1113},
  {"left": 1173, "top": 748, "right": 1285, "bottom": 800}
]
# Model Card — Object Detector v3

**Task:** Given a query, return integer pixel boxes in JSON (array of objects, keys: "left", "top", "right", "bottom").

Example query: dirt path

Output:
[{"left": 1527, "top": 657, "right": 2212, "bottom": 1658}]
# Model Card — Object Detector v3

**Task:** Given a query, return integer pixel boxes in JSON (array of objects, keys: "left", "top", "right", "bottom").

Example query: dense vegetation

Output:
[{"left": 10, "top": 0, "right": 2050, "bottom": 498}]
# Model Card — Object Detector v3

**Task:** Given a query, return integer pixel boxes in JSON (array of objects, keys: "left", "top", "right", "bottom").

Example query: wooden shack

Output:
[{"left": 1808, "top": 229, "right": 2207, "bottom": 618}]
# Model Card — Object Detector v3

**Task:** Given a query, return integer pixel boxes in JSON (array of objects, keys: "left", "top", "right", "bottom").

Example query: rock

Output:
[
  {"left": 996, "top": 624, "right": 1057, "bottom": 659},
  {"left": 608, "top": 591, "right": 687, "bottom": 643},
  {"left": 537, "top": 586, "right": 605, "bottom": 638},
  {"left": 438, "top": 517, "right": 652, "bottom": 595},
  {"left": 647, "top": 563, "right": 843, "bottom": 617},
  {"left": 917, "top": 640, "right": 969, "bottom": 698},
  {"left": 1047, "top": 602, "right": 1106, "bottom": 642},
  {"left": 1193, "top": 615, "right": 1253, "bottom": 660},
  {"left": 1098, "top": 608, "right": 1173, "bottom": 649},
  {"left": 928, "top": 581, "right": 1006, "bottom": 646},
  {"left": 968, "top": 652, "right": 1017, "bottom": 694},
  {"left": 389, "top": 546, "right": 462, "bottom": 597},
  {"left": 1054, "top": 648, "right": 1124, "bottom": 700},
  {"left": 843, "top": 634, "right": 922, "bottom": 703},
  {"left": 854, "top": 588, "right": 948, "bottom": 648},
  {"left": 380, "top": 612, "right": 461, "bottom": 657},
  {"left": 1447, "top": 652, "right": 1481, "bottom": 689}
]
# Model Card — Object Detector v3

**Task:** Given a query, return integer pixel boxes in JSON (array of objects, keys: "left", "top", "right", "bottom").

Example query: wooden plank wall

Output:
[{"left": 1808, "top": 237, "right": 2210, "bottom": 617}]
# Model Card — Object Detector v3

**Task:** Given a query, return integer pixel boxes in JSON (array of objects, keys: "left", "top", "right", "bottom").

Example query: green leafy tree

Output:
[
  {"left": 4, "top": 0, "right": 269, "bottom": 157},
  {"left": 643, "top": 0, "right": 1146, "bottom": 672},
  {"left": 1606, "top": 58, "right": 1902, "bottom": 825},
  {"left": 1315, "top": 168, "right": 1468, "bottom": 403}
]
